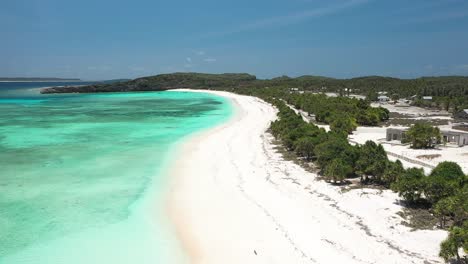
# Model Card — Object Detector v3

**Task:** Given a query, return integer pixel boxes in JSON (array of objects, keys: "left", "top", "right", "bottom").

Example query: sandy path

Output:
[{"left": 168, "top": 90, "right": 446, "bottom": 264}]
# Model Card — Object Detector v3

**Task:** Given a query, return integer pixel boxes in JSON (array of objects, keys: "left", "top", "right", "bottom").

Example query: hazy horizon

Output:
[{"left": 3, "top": 72, "right": 468, "bottom": 82}]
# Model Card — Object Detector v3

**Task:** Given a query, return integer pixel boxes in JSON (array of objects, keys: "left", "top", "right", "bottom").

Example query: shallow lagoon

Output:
[{"left": 0, "top": 89, "right": 232, "bottom": 263}]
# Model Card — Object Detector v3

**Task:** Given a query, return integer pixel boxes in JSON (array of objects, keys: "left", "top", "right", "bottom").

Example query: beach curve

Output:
[{"left": 167, "top": 89, "right": 446, "bottom": 264}]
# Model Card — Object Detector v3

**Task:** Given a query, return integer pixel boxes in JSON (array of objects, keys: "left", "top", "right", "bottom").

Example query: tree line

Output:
[
  {"left": 41, "top": 73, "right": 468, "bottom": 113},
  {"left": 230, "top": 83, "right": 468, "bottom": 263},
  {"left": 284, "top": 93, "right": 390, "bottom": 127},
  {"left": 192, "top": 74, "right": 467, "bottom": 261},
  {"left": 269, "top": 99, "right": 467, "bottom": 262}
]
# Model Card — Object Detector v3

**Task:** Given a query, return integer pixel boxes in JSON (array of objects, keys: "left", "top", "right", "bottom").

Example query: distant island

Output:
[
  {"left": 39, "top": 73, "right": 468, "bottom": 96},
  {"left": 40, "top": 72, "right": 468, "bottom": 115},
  {"left": 1, "top": 77, "right": 82, "bottom": 82},
  {"left": 40, "top": 73, "right": 256, "bottom": 93},
  {"left": 40, "top": 72, "right": 468, "bottom": 99}
]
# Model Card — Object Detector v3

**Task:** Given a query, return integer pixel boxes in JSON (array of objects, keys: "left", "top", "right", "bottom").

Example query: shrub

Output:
[
  {"left": 391, "top": 168, "right": 426, "bottom": 204},
  {"left": 425, "top": 162, "right": 465, "bottom": 204}
]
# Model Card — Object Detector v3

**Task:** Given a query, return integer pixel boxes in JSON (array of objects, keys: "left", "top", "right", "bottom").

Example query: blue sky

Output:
[{"left": 1, "top": 0, "right": 468, "bottom": 80}]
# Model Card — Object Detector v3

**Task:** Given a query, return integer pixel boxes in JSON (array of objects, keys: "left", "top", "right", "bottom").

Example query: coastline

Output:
[
  {"left": 167, "top": 89, "right": 447, "bottom": 264},
  {"left": 0, "top": 90, "right": 230, "bottom": 263},
  {"left": 0, "top": 80, "right": 82, "bottom": 82}
]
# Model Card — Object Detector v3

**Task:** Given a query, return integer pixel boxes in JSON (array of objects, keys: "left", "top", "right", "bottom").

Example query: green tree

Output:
[
  {"left": 404, "top": 123, "right": 441, "bottom": 149},
  {"left": 357, "top": 99, "right": 370, "bottom": 109},
  {"left": 295, "top": 137, "right": 316, "bottom": 160},
  {"left": 425, "top": 162, "right": 465, "bottom": 204},
  {"left": 355, "top": 141, "right": 388, "bottom": 183},
  {"left": 330, "top": 115, "right": 357, "bottom": 134},
  {"left": 282, "top": 127, "right": 306, "bottom": 150},
  {"left": 324, "top": 159, "right": 351, "bottom": 183},
  {"left": 382, "top": 160, "right": 404, "bottom": 187},
  {"left": 434, "top": 197, "right": 457, "bottom": 229},
  {"left": 366, "top": 90, "right": 378, "bottom": 101},
  {"left": 315, "top": 137, "right": 357, "bottom": 171},
  {"left": 356, "top": 111, "right": 380, "bottom": 126},
  {"left": 439, "top": 222, "right": 468, "bottom": 263},
  {"left": 391, "top": 168, "right": 426, "bottom": 204},
  {"left": 391, "top": 93, "right": 400, "bottom": 101},
  {"left": 452, "top": 186, "right": 468, "bottom": 226}
]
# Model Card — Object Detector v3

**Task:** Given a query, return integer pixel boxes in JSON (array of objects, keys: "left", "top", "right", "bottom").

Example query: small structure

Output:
[
  {"left": 386, "top": 128, "right": 408, "bottom": 141},
  {"left": 454, "top": 109, "right": 468, "bottom": 120},
  {"left": 378, "top": 95, "right": 390, "bottom": 103},
  {"left": 442, "top": 130, "right": 468, "bottom": 146},
  {"left": 422, "top": 96, "right": 433, "bottom": 100},
  {"left": 386, "top": 128, "right": 468, "bottom": 147},
  {"left": 289, "top": 88, "right": 301, "bottom": 94}
]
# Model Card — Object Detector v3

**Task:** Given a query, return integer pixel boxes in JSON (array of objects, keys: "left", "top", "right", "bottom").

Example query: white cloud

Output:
[
  {"left": 204, "top": 0, "right": 371, "bottom": 37},
  {"left": 204, "top": 58, "right": 217, "bottom": 62},
  {"left": 196, "top": 51, "right": 205, "bottom": 56},
  {"left": 186, "top": 57, "right": 192, "bottom": 63}
]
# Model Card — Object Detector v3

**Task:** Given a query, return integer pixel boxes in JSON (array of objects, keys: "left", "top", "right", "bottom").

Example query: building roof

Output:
[
  {"left": 386, "top": 128, "right": 408, "bottom": 132},
  {"left": 441, "top": 129, "right": 468, "bottom": 136}
]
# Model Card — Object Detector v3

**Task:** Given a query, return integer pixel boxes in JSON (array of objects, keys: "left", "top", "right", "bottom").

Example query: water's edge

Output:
[{"left": 0, "top": 90, "right": 233, "bottom": 263}]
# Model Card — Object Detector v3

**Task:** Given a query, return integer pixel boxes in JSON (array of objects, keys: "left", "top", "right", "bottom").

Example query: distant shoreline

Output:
[{"left": 0, "top": 80, "right": 83, "bottom": 83}]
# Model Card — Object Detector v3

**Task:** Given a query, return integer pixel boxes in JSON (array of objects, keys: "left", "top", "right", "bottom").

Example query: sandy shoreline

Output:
[{"left": 168, "top": 90, "right": 447, "bottom": 264}]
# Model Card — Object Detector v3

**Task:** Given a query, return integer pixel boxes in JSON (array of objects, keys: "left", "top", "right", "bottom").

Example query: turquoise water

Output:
[{"left": 0, "top": 85, "right": 232, "bottom": 263}]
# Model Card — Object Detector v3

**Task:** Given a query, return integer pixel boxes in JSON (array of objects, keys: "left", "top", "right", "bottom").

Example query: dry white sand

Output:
[
  {"left": 371, "top": 103, "right": 452, "bottom": 119},
  {"left": 168, "top": 90, "right": 446, "bottom": 264}
]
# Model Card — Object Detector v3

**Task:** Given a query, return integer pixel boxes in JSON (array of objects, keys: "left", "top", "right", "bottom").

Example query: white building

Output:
[{"left": 378, "top": 95, "right": 390, "bottom": 102}]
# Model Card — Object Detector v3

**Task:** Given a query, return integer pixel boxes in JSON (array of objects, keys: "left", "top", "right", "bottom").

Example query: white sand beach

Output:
[{"left": 168, "top": 90, "right": 447, "bottom": 264}]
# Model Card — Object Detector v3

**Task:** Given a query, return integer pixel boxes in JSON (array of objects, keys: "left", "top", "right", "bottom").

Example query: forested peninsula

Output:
[
  {"left": 40, "top": 72, "right": 468, "bottom": 111},
  {"left": 40, "top": 73, "right": 256, "bottom": 93}
]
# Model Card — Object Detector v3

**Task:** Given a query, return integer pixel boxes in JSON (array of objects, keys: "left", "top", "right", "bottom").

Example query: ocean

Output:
[{"left": 0, "top": 82, "right": 232, "bottom": 263}]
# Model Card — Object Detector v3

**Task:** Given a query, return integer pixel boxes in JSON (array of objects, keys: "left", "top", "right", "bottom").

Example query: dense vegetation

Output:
[
  {"left": 233, "top": 81, "right": 467, "bottom": 262},
  {"left": 41, "top": 72, "right": 468, "bottom": 113},
  {"left": 41, "top": 73, "right": 256, "bottom": 93},
  {"left": 268, "top": 99, "right": 395, "bottom": 185},
  {"left": 393, "top": 162, "right": 467, "bottom": 262},
  {"left": 284, "top": 93, "right": 389, "bottom": 127},
  {"left": 267, "top": 99, "right": 467, "bottom": 262},
  {"left": 262, "top": 75, "right": 468, "bottom": 112}
]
